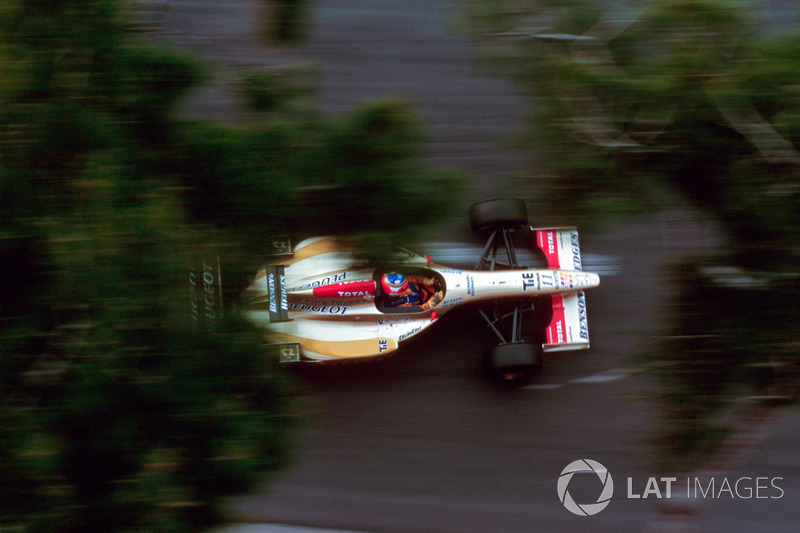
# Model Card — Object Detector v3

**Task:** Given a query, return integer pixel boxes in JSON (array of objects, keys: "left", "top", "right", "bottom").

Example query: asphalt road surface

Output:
[{"left": 144, "top": 1, "right": 800, "bottom": 531}]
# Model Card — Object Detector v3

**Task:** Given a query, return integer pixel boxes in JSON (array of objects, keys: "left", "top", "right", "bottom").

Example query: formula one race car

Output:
[{"left": 238, "top": 199, "right": 600, "bottom": 381}]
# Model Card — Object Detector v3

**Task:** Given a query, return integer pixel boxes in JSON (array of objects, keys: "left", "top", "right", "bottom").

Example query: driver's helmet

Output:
[{"left": 381, "top": 272, "right": 408, "bottom": 295}]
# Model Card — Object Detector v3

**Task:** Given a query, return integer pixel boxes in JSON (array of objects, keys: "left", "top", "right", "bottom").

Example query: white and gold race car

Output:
[{"left": 239, "top": 199, "right": 600, "bottom": 381}]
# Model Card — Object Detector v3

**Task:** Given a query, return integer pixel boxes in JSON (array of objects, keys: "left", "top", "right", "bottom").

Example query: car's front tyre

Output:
[{"left": 483, "top": 341, "right": 542, "bottom": 384}]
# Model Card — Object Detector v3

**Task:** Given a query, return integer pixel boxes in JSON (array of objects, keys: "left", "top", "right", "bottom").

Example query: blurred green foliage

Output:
[
  {"left": 0, "top": 0, "right": 458, "bottom": 530},
  {"left": 238, "top": 64, "right": 319, "bottom": 114},
  {"left": 465, "top": 0, "right": 800, "bottom": 472}
]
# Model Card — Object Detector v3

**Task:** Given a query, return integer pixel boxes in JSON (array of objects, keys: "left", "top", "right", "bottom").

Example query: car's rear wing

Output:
[
  {"left": 532, "top": 227, "right": 592, "bottom": 352},
  {"left": 189, "top": 236, "right": 294, "bottom": 331}
]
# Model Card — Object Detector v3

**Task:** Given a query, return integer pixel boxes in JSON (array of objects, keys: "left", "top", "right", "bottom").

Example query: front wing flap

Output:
[
  {"left": 533, "top": 226, "right": 582, "bottom": 271},
  {"left": 543, "top": 291, "right": 590, "bottom": 352}
]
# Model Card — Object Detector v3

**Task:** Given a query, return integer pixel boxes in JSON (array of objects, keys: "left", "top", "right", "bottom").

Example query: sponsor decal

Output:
[
  {"left": 337, "top": 290, "right": 370, "bottom": 297},
  {"left": 398, "top": 327, "right": 422, "bottom": 341},
  {"left": 555, "top": 319, "right": 565, "bottom": 343},
  {"left": 522, "top": 272, "right": 537, "bottom": 291},
  {"left": 442, "top": 297, "right": 463, "bottom": 309},
  {"left": 559, "top": 271, "right": 575, "bottom": 289},
  {"left": 313, "top": 279, "right": 375, "bottom": 299},
  {"left": 378, "top": 315, "right": 411, "bottom": 325},
  {"left": 291, "top": 297, "right": 360, "bottom": 306},
  {"left": 268, "top": 271, "right": 278, "bottom": 314},
  {"left": 202, "top": 264, "right": 217, "bottom": 319},
  {"left": 295, "top": 272, "right": 348, "bottom": 290},
  {"left": 547, "top": 295, "right": 566, "bottom": 344},
  {"left": 577, "top": 293, "right": 589, "bottom": 340},
  {"left": 570, "top": 232, "right": 582, "bottom": 271},
  {"left": 548, "top": 318, "right": 566, "bottom": 344},
  {"left": 190, "top": 260, "right": 221, "bottom": 331},
  {"left": 378, "top": 339, "right": 389, "bottom": 353},
  {"left": 467, "top": 275, "right": 475, "bottom": 296},
  {"left": 537, "top": 229, "right": 562, "bottom": 269},
  {"left": 288, "top": 303, "right": 351, "bottom": 315},
  {"left": 440, "top": 268, "right": 464, "bottom": 274},
  {"left": 266, "top": 266, "right": 290, "bottom": 322},
  {"left": 544, "top": 231, "right": 559, "bottom": 268},
  {"left": 556, "top": 271, "right": 597, "bottom": 290},
  {"left": 280, "top": 274, "right": 288, "bottom": 312}
]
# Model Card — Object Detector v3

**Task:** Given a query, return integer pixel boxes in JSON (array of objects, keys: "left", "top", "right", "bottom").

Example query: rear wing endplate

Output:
[{"left": 266, "top": 265, "right": 290, "bottom": 323}]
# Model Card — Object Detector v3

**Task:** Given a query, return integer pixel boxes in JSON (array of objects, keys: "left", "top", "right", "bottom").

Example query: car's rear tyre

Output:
[
  {"left": 483, "top": 341, "right": 542, "bottom": 384},
  {"left": 469, "top": 198, "right": 528, "bottom": 232}
]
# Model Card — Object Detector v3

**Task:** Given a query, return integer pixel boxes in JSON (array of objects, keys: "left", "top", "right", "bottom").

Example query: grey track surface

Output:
[{"left": 146, "top": 1, "right": 800, "bottom": 531}]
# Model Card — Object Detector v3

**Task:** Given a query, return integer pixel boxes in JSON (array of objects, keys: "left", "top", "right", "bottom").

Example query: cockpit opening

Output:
[{"left": 373, "top": 267, "right": 446, "bottom": 314}]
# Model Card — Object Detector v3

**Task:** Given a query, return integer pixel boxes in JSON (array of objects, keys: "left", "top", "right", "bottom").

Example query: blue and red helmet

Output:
[{"left": 381, "top": 272, "right": 408, "bottom": 295}]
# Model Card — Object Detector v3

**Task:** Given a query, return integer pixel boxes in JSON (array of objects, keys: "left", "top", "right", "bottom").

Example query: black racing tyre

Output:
[
  {"left": 469, "top": 198, "right": 528, "bottom": 232},
  {"left": 483, "top": 341, "right": 542, "bottom": 383}
]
